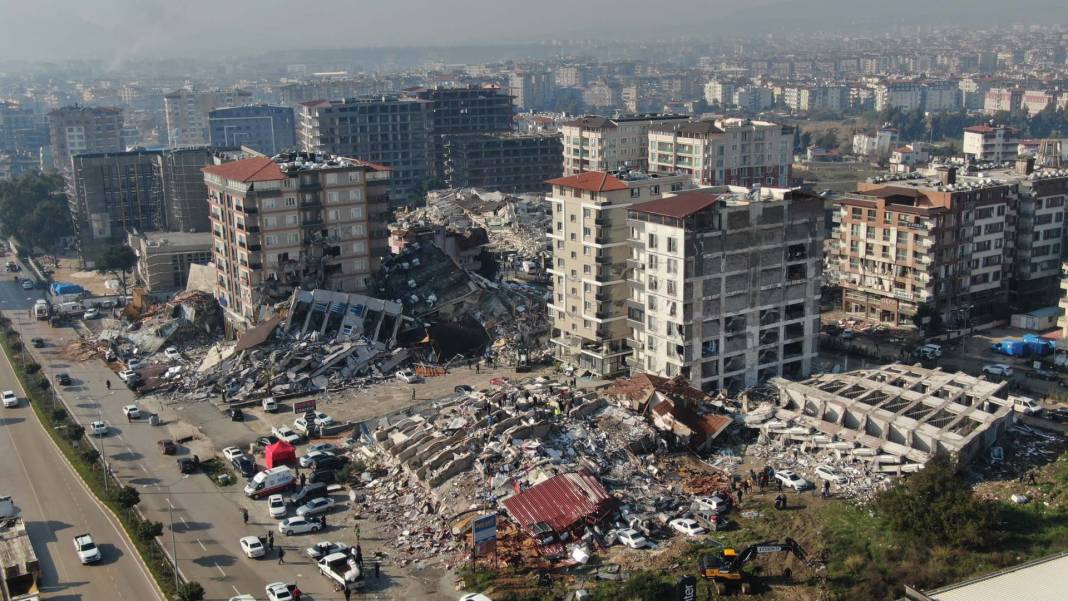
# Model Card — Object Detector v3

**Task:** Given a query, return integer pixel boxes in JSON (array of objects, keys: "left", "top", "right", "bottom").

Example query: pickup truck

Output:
[
  {"left": 318, "top": 552, "right": 362, "bottom": 592},
  {"left": 73, "top": 533, "right": 101, "bottom": 564}
]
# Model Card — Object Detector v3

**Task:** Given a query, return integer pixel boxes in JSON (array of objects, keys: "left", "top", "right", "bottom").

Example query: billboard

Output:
[
  {"left": 293, "top": 399, "right": 316, "bottom": 413},
  {"left": 472, "top": 513, "right": 497, "bottom": 557}
]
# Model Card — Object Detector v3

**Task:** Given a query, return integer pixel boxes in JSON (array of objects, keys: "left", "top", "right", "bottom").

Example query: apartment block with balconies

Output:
[
  {"left": 560, "top": 114, "right": 689, "bottom": 176},
  {"left": 647, "top": 118, "right": 792, "bottom": 189}
]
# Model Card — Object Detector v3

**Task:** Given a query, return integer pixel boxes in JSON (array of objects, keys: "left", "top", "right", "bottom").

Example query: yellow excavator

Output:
[{"left": 698, "top": 537, "right": 813, "bottom": 595}]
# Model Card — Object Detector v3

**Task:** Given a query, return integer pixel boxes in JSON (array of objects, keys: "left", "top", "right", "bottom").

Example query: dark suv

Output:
[{"left": 309, "top": 454, "right": 348, "bottom": 472}]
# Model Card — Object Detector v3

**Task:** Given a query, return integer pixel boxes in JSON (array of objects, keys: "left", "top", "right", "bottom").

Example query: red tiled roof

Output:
[
  {"left": 502, "top": 470, "right": 616, "bottom": 535},
  {"left": 545, "top": 171, "right": 629, "bottom": 192},
  {"left": 629, "top": 189, "right": 722, "bottom": 219},
  {"left": 605, "top": 373, "right": 709, "bottom": 406},
  {"left": 202, "top": 157, "right": 285, "bottom": 183}
]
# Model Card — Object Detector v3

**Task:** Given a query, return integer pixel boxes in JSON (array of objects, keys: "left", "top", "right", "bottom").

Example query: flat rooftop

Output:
[{"left": 910, "top": 551, "right": 1068, "bottom": 601}]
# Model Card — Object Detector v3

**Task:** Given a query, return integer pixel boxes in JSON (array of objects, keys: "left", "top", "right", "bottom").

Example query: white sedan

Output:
[
  {"left": 982, "top": 363, "right": 1014, "bottom": 377},
  {"left": 305, "top": 540, "right": 350, "bottom": 560},
  {"left": 775, "top": 470, "right": 811, "bottom": 491},
  {"left": 164, "top": 347, "right": 182, "bottom": 361},
  {"left": 617, "top": 528, "right": 648, "bottom": 549},
  {"left": 396, "top": 369, "right": 423, "bottom": 383},
  {"left": 298, "top": 450, "right": 333, "bottom": 468},
  {"left": 814, "top": 465, "right": 849, "bottom": 484},
  {"left": 2, "top": 390, "right": 17, "bottom": 408},
  {"left": 271, "top": 425, "right": 301, "bottom": 445},
  {"left": 277, "top": 516, "right": 321, "bottom": 536},
  {"left": 313, "top": 411, "right": 335, "bottom": 427},
  {"left": 295, "top": 496, "right": 336, "bottom": 517},
  {"left": 83, "top": 307, "right": 100, "bottom": 319},
  {"left": 122, "top": 405, "right": 140, "bottom": 419},
  {"left": 305, "top": 442, "right": 336, "bottom": 455},
  {"left": 118, "top": 369, "right": 138, "bottom": 383},
  {"left": 222, "top": 447, "right": 245, "bottom": 462},
  {"left": 89, "top": 421, "right": 109, "bottom": 437},
  {"left": 239, "top": 535, "right": 265, "bottom": 559},
  {"left": 268, "top": 494, "right": 287, "bottom": 519},
  {"left": 669, "top": 518, "right": 706, "bottom": 537},
  {"left": 265, "top": 582, "right": 293, "bottom": 601}
]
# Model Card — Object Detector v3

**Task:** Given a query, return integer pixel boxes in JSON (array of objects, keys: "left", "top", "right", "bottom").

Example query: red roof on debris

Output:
[{"left": 502, "top": 470, "right": 616, "bottom": 535}]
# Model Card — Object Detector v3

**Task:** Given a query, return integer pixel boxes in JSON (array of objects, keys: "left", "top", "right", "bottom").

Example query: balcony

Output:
[
  {"left": 595, "top": 254, "right": 612, "bottom": 264},
  {"left": 302, "top": 218, "right": 324, "bottom": 228},
  {"left": 238, "top": 205, "right": 258, "bottom": 215},
  {"left": 594, "top": 235, "right": 613, "bottom": 245},
  {"left": 299, "top": 179, "right": 322, "bottom": 191},
  {"left": 594, "top": 216, "right": 611, "bottom": 227},
  {"left": 300, "top": 198, "right": 322, "bottom": 209},
  {"left": 246, "top": 226, "right": 261, "bottom": 234},
  {"left": 248, "top": 244, "right": 262, "bottom": 252}
]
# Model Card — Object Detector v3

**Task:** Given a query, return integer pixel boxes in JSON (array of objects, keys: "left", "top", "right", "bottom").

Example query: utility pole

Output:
[{"left": 169, "top": 487, "right": 178, "bottom": 591}]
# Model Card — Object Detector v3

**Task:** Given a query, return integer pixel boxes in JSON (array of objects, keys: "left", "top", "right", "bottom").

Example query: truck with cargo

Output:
[
  {"left": 0, "top": 497, "right": 41, "bottom": 601},
  {"left": 318, "top": 552, "right": 362, "bottom": 592}
]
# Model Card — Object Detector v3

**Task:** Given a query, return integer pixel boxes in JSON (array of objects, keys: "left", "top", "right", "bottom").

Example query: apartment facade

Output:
[
  {"left": 47, "top": 105, "right": 123, "bottom": 174},
  {"left": 546, "top": 170, "right": 692, "bottom": 377},
  {"left": 560, "top": 114, "right": 689, "bottom": 176},
  {"left": 203, "top": 153, "right": 391, "bottom": 327},
  {"left": 164, "top": 88, "right": 252, "bottom": 147},
  {"left": 853, "top": 127, "right": 900, "bottom": 160},
  {"left": 127, "top": 231, "right": 213, "bottom": 292},
  {"left": 647, "top": 118, "right": 793, "bottom": 188},
  {"left": 442, "top": 132, "right": 562, "bottom": 192},
  {"left": 508, "top": 71, "right": 553, "bottom": 111},
  {"left": 208, "top": 104, "right": 296, "bottom": 155},
  {"left": 627, "top": 187, "right": 823, "bottom": 392},
  {"left": 407, "top": 85, "right": 515, "bottom": 181},
  {"left": 297, "top": 95, "right": 432, "bottom": 202},
  {"left": 1006, "top": 161, "right": 1068, "bottom": 306},
  {"left": 984, "top": 88, "right": 1024, "bottom": 114},
  {"left": 963, "top": 125, "right": 1020, "bottom": 162}
]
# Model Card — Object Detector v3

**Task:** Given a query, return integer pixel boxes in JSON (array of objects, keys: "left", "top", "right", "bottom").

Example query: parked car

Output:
[
  {"left": 229, "top": 408, "right": 245, "bottom": 422},
  {"left": 1047, "top": 408, "right": 1068, "bottom": 423},
  {"left": 840, "top": 330, "right": 855, "bottom": 340},
  {"left": 299, "top": 450, "right": 334, "bottom": 468},
  {"left": 455, "top": 384, "right": 474, "bottom": 394},
  {"left": 295, "top": 496, "right": 336, "bottom": 518},
  {"left": 307, "top": 469, "right": 337, "bottom": 485},
  {"left": 669, "top": 518, "right": 706, "bottom": 537},
  {"left": 309, "top": 454, "right": 347, "bottom": 472},
  {"left": 293, "top": 417, "right": 314, "bottom": 437},
  {"left": 617, "top": 528, "right": 648, "bottom": 549},
  {"left": 277, "top": 516, "right": 321, "bottom": 536},
  {"left": 20, "top": 279, "right": 34, "bottom": 290},
  {"left": 1011, "top": 395, "right": 1043, "bottom": 415},
  {"left": 272, "top": 425, "right": 301, "bottom": 445},
  {"left": 261, "top": 397, "right": 279, "bottom": 412},
  {"left": 265, "top": 582, "right": 294, "bottom": 601},
  {"left": 305, "top": 442, "right": 336, "bottom": 455},
  {"left": 118, "top": 369, "right": 138, "bottom": 383},
  {"left": 89, "top": 421, "right": 108, "bottom": 436},
  {"left": 396, "top": 369, "right": 423, "bottom": 383},
  {"left": 1032, "top": 368, "right": 1060, "bottom": 382},
  {"left": 164, "top": 347, "right": 181, "bottom": 361},
  {"left": 306, "top": 540, "right": 349, "bottom": 560},
  {"left": 158, "top": 439, "right": 177, "bottom": 455},
  {"left": 231, "top": 455, "right": 255, "bottom": 478},
  {"left": 982, "top": 363, "right": 1014, "bottom": 377},
  {"left": 55, "top": 373, "right": 72, "bottom": 386},
  {"left": 83, "top": 307, "right": 100, "bottom": 319},
  {"left": 122, "top": 404, "right": 141, "bottom": 419},
  {"left": 814, "top": 465, "right": 849, "bottom": 484},
  {"left": 268, "top": 494, "right": 288, "bottom": 519},
  {"left": 691, "top": 495, "right": 730, "bottom": 514},
  {"left": 30, "top": 337, "right": 45, "bottom": 348},
  {"left": 126, "top": 358, "right": 146, "bottom": 370},
  {"left": 177, "top": 456, "right": 200, "bottom": 474},
  {"left": 222, "top": 447, "right": 245, "bottom": 462},
  {"left": 289, "top": 483, "right": 329, "bottom": 507},
  {"left": 775, "top": 470, "right": 810, "bottom": 491},
  {"left": 255, "top": 434, "right": 280, "bottom": 448},
  {"left": 312, "top": 411, "right": 335, "bottom": 427},
  {"left": 240, "top": 535, "right": 266, "bottom": 558},
  {"left": 2, "top": 390, "right": 17, "bottom": 408},
  {"left": 917, "top": 343, "right": 942, "bottom": 359},
  {"left": 459, "top": 594, "right": 493, "bottom": 601}
]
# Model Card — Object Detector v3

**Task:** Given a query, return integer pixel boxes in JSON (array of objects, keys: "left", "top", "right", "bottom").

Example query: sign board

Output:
[
  {"left": 675, "top": 575, "right": 697, "bottom": 601},
  {"left": 472, "top": 513, "right": 497, "bottom": 557},
  {"left": 293, "top": 399, "right": 316, "bottom": 414}
]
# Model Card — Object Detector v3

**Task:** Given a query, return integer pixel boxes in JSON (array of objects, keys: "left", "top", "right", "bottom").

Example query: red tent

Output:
[{"left": 264, "top": 441, "right": 296, "bottom": 468}]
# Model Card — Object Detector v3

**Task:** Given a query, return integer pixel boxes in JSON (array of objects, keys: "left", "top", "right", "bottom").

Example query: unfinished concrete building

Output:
[{"left": 764, "top": 363, "right": 1015, "bottom": 471}]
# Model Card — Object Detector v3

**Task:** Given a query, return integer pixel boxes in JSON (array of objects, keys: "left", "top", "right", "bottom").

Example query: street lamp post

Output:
[{"left": 169, "top": 494, "right": 178, "bottom": 592}]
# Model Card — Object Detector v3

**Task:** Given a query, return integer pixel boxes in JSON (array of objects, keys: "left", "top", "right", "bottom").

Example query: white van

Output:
[
  {"left": 261, "top": 397, "right": 279, "bottom": 413},
  {"left": 243, "top": 466, "right": 295, "bottom": 499},
  {"left": 1009, "top": 395, "right": 1043, "bottom": 416}
]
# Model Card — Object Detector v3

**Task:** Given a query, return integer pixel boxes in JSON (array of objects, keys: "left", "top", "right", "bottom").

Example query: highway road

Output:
[
  {"left": 0, "top": 276, "right": 355, "bottom": 600},
  {"left": 0, "top": 303, "right": 162, "bottom": 600}
]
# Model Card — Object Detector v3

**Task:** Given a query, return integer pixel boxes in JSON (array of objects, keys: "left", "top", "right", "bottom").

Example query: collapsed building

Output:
[{"left": 751, "top": 363, "right": 1016, "bottom": 473}]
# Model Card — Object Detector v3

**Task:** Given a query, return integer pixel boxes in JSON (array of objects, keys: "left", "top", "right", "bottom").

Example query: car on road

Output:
[
  {"left": 396, "top": 369, "right": 423, "bottom": 383},
  {"left": 290, "top": 483, "right": 329, "bottom": 507},
  {"left": 669, "top": 518, "right": 706, "bottom": 537},
  {"left": 20, "top": 279, "right": 34, "bottom": 290},
  {"left": 239, "top": 535, "right": 266, "bottom": 559},
  {"left": 164, "top": 347, "right": 181, "bottom": 361},
  {"left": 55, "top": 373, "right": 72, "bottom": 386},
  {"left": 305, "top": 442, "right": 336, "bottom": 455},
  {"left": 775, "top": 470, "right": 811, "bottom": 491},
  {"left": 73, "top": 533, "right": 101, "bottom": 564},
  {"left": 617, "top": 528, "right": 648, "bottom": 549},
  {"left": 228, "top": 407, "right": 245, "bottom": 422},
  {"left": 255, "top": 434, "right": 280, "bottom": 448},
  {"left": 231, "top": 455, "right": 255, "bottom": 478},
  {"left": 222, "top": 447, "right": 245, "bottom": 462},
  {"left": 271, "top": 425, "right": 301, "bottom": 445},
  {"left": 118, "top": 369, "right": 138, "bottom": 383},
  {"left": 126, "top": 358, "right": 146, "bottom": 370},
  {"left": 308, "top": 454, "right": 347, "bottom": 472},
  {"left": 2, "top": 390, "right": 17, "bottom": 408},
  {"left": 312, "top": 411, "right": 335, "bottom": 427},
  {"left": 265, "top": 582, "right": 294, "bottom": 601},
  {"left": 305, "top": 540, "right": 350, "bottom": 560},
  {"left": 295, "top": 496, "right": 336, "bottom": 518},
  {"left": 31, "top": 337, "right": 45, "bottom": 348},
  {"left": 89, "top": 421, "right": 108, "bottom": 436},
  {"left": 1011, "top": 395, "right": 1044, "bottom": 415},
  {"left": 268, "top": 494, "right": 287, "bottom": 519},
  {"left": 177, "top": 456, "right": 200, "bottom": 474},
  {"left": 299, "top": 450, "right": 334, "bottom": 468},
  {"left": 122, "top": 404, "right": 140, "bottom": 419},
  {"left": 83, "top": 307, "right": 100, "bottom": 320},
  {"left": 158, "top": 439, "right": 177, "bottom": 455},
  {"left": 455, "top": 384, "right": 474, "bottom": 394},
  {"left": 814, "top": 465, "right": 849, "bottom": 484},
  {"left": 277, "top": 516, "right": 321, "bottom": 536},
  {"left": 982, "top": 363, "right": 1014, "bottom": 378},
  {"left": 1032, "top": 368, "right": 1061, "bottom": 382}
]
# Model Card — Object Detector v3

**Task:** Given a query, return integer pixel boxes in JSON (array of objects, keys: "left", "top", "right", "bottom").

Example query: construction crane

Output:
[{"left": 698, "top": 537, "right": 814, "bottom": 595}]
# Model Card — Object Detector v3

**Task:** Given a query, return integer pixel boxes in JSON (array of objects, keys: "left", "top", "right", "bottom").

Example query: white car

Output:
[
  {"left": 222, "top": 447, "right": 245, "bottom": 462},
  {"left": 126, "top": 358, "right": 146, "bottom": 370},
  {"left": 305, "top": 540, "right": 350, "bottom": 560},
  {"left": 83, "top": 307, "right": 100, "bottom": 319},
  {"left": 617, "top": 528, "right": 648, "bottom": 549},
  {"left": 295, "top": 496, "right": 336, "bottom": 517},
  {"left": 293, "top": 417, "right": 313, "bottom": 436},
  {"left": 2, "top": 390, "right": 17, "bottom": 408},
  {"left": 814, "top": 465, "right": 849, "bottom": 484},
  {"left": 277, "top": 516, "right": 321, "bottom": 536},
  {"left": 313, "top": 411, "right": 335, "bottom": 427},
  {"left": 122, "top": 405, "right": 140, "bottom": 419},
  {"left": 692, "top": 495, "right": 730, "bottom": 514},
  {"left": 268, "top": 494, "right": 287, "bottom": 519},
  {"left": 20, "top": 279, "right": 34, "bottom": 290},
  {"left": 305, "top": 442, "right": 336, "bottom": 455},
  {"left": 73, "top": 533, "right": 101, "bottom": 564},
  {"left": 89, "top": 421, "right": 108, "bottom": 437},
  {"left": 230, "top": 596, "right": 257, "bottom": 601},
  {"left": 983, "top": 363, "right": 1014, "bottom": 377},
  {"left": 118, "top": 369, "right": 138, "bottom": 383},
  {"left": 298, "top": 450, "right": 334, "bottom": 468},
  {"left": 396, "top": 369, "right": 423, "bottom": 383},
  {"left": 272, "top": 425, "right": 301, "bottom": 445},
  {"left": 669, "top": 518, "right": 706, "bottom": 537},
  {"left": 239, "top": 535, "right": 265, "bottom": 558},
  {"left": 265, "top": 582, "right": 293, "bottom": 601},
  {"left": 775, "top": 470, "right": 811, "bottom": 491},
  {"left": 459, "top": 595, "right": 493, "bottom": 601},
  {"left": 164, "top": 347, "right": 181, "bottom": 361}
]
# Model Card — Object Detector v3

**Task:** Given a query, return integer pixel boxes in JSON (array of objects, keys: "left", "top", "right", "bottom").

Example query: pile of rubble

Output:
[
  {"left": 62, "top": 339, "right": 109, "bottom": 361},
  {"left": 99, "top": 290, "right": 223, "bottom": 355},
  {"left": 406, "top": 188, "right": 550, "bottom": 259}
]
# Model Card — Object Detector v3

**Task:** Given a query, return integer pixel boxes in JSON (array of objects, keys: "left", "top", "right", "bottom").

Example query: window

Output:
[
  {"left": 851, "top": 208, "right": 862, "bottom": 218},
  {"left": 284, "top": 197, "right": 297, "bottom": 207},
  {"left": 631, "top": 188, "right": 641, "bottom": 198},
  {"left": 648, "top": 234, "right": 658, "bottom": 249},
  {"left": 651, "top": 185, "right": 660, "bottom": 195},
  {"left": 648, "top": 255, "right": 659, "bottom": 269},
  {"left": 583, "top": 208, "right": 591, "bottom": 218},
  {"left": 667, "top": 237, "right": 678, "bottom": 253},
  {"left": 666, "top": 258, "right": 678, "bottom": 274},
  {"left": 348, "top": 188, "right": 363, "bottom": 201},
  {"left": 867, "top": 210, "right": 876, "bottom": 221},
  {"left": 327, "top": 191, "right": 339, "bottom": 204}
]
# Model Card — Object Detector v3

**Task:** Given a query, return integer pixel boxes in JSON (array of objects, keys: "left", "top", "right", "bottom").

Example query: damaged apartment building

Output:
[{"left": 203, "top": 152, "right": 392, "bottom": 330}]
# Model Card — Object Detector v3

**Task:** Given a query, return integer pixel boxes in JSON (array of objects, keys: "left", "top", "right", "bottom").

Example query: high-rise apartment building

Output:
[
  {"left": 442, "top": 132, "right": 562, "bottom": 192},
  {"left": 203, "top": 153, "right": 391, "bottom": 327},
  {"left": 626, "top": 187, "right": 823, "bottom": 392},
  {"left": 963, "top": 124, "right": 1020, "bottom": 162},
  {"left": 208, "top": 105, "right": 296, "bottom": 155},
  {"left": 47, "top": 105, "right": 124, "bottom": 174},
  {"left": 546, "top": 170, "right": 693, "bottom": 377},
  {"left": 874, "top": 82, "right": 924, "bottom": 112},
  {"left": 984, "top": 88, "right": 1024, "bottom": 114},
  {"left": 646, "top": 119, "right": 793, "bottom": 188},
  {"left": 560, "top": 114, "right": 689, "bottom": 176},
  {"left": 164, "top": 88, "right": 253, "bottom": 147},
  {"left": 297, "top": 95, "right": 432, "bottom": 202},
  {"left": 508, "top": 71, "right": 553, "bottom": 111},
  {"left": 407, "top": 85, "right": 515, "bottom": 181}
]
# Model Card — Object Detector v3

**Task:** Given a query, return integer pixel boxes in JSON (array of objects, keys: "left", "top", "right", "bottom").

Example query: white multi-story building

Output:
[
  {"left": 923, "top": 81, "right": 962, "bottom": 112},
  {"left": 164, "top": 88, "right": 252, "bottom": 147},
  {"left": 875, "top": 81, "right": 924, "bottom": 112},
  {"left": 733, "top": 86, "right": 775, "bottom": 112},
  {"left": 546, "top": 170, "right": 692, "bottom": 377},
  {"left": 626, "top": 186, "right": 824, "bottom": 392},
  {"left": 560, "top": 113, "right": 689, "bottom": 176},
  {"left": 963, "top": 124, "right": 1021, "bottom": 162},
  {"left": 703, "top": 79, "right": 738, "bottom": 106},
  {"left": 781, "top": 85, "right": 850, "bottom": 113},
  {"left": 853, "top": 127, "right": 899, "bottom": 160},
  {"left": 646, "top": 118, "right": 793, "bottom": 188}
]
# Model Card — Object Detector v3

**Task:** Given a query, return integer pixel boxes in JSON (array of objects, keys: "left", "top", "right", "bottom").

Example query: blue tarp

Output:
[{"left": 49, "top": 282, "right": 84, "bottom": 296}]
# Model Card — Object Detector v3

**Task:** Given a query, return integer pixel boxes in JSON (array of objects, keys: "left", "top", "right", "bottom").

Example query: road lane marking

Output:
[
  {"left": 232, "top": 585, "right": 241, "bottom": 595},
  {"left": 215, "top": 564, "right": 226, "bottom": 576},
  {"left": 166, "top": 498, "right": 175, "bottom": 509},
  {"left": 180, "top": 517, "right": 189, "bottom": 526},
  {"left": 196, "top": 538, "right": 207, "bottom": 551},
  {"left": 139, "top": 464, "right": 149, "bottom": 473}
]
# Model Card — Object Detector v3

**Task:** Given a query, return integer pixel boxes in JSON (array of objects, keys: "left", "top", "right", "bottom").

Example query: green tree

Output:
[
  {"left": 112, "top": 485, "right": 140, "bottom": 510},
  {"left": 912, "top": 303, "right": 942, "bottom": 336},
  {"left": 95, "top": 245, "right": 138, "bottom": 295},
  {"left": 0, "top": 172, "right": 71, "bottom": 257},
  {"left": 175, "top": 582, "right": 205, "bottom": 601},
  {"left": 133, "top": 518, "right": 163, "bottom": 542},
  {"left": 814, "top": 128, "right": 840, "bottom": 149}
]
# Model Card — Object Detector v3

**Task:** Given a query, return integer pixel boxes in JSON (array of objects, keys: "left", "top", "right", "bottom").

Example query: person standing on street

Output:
[
  {"left": 277, "top": 547, "right": 286, "bottom": 564},
  {"left": 105, "top": 380, "right": 111, "bottom": 390},
  {"left": 242, "top": 508, "right": 248, "bottom": 524}
]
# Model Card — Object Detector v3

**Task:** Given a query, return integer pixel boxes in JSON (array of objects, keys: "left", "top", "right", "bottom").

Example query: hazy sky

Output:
[{"left": 0, "top": 0, "right": 1066, "bottom": 62}]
